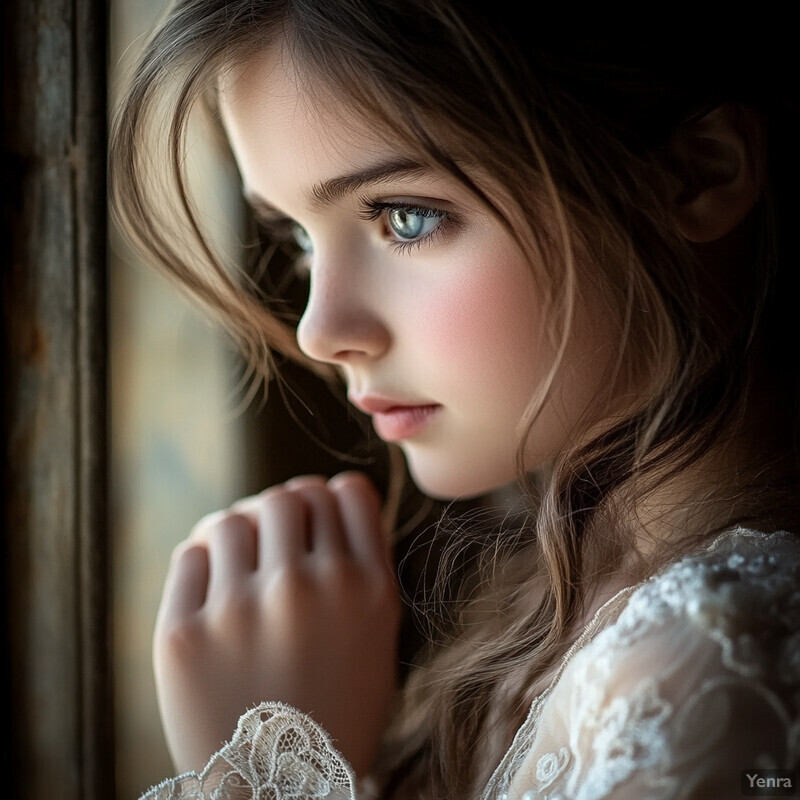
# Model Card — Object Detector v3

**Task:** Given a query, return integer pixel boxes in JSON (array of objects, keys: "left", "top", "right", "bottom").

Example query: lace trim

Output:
[
  {"left": 483, "top": 527, "right": 800, "bottom": 799},
  {"left": 140, "top": 702, "right": 357, "bottom": 800},
  {"left": 139, "top": 529, "right": 800, "bottom": 800}
]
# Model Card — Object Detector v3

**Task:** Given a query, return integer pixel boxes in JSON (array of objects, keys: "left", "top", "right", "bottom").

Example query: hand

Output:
[{"left": 152, "top": 472, "right": 401, "bottom": 777}]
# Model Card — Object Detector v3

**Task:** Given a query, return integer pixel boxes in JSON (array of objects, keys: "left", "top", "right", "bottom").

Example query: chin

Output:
[{"left": 405, "top": 451, "right": 519, "bottom": 501}]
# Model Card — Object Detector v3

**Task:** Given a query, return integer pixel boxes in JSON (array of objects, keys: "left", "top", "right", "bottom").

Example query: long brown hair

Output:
[{"left": 110, "top": 5, "right": 799, "bottom": 797}]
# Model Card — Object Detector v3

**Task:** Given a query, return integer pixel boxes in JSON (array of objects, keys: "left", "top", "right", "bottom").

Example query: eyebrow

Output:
[
  {"left": 309, "top": 158, "right": 431, "bottom": 208},
  {"left": 244, "top": 158, "right": 433, "bottom": 219}
]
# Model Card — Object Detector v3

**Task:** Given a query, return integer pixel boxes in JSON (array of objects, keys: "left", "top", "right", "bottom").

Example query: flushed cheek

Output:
[
  {"left": 400, "top": 267, "right": 539, "bottom": 497},
  {"left": 414, "top": 252, "right": 543, "bottom": 407}
]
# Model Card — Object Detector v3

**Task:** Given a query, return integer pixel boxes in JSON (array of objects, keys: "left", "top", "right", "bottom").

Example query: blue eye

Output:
[
  {"left": 386, "top": 207, "right": 443, "bottom": 241},
  {"left": 292, "top": 223, "right": 313, "bottom": 253}
]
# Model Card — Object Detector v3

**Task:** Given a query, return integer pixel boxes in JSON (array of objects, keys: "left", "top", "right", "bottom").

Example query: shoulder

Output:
[
  {"left": 606, "top": 527, "right": 800, "bottom": 678},
  {"left": 556, "top": 528, "right": 800, "bottom": 702},
  {"left": 566, "top": 527, "right": 800, "bottom": 749},
  {"left": 488, "top": 529, "right": 800, "bottom": 800}
]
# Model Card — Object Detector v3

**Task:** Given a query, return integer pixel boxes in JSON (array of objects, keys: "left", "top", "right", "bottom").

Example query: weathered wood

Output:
[{"left": 2, "top": 0, "right": 113, "bottom": 798}]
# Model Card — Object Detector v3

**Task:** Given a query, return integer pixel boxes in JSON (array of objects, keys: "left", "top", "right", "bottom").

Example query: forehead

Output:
[{"left": 218, "top": 45, "right": 395, "bottom": 201}]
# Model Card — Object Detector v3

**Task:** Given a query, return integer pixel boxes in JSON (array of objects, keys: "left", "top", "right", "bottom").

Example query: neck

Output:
[{"left": 620, "top": 387, "right": 796, "bottom": 568}]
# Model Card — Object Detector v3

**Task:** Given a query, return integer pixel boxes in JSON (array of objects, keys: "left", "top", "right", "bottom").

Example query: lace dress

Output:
[{"left": 140, "top": 528, "right": 800, "bottom": 799}]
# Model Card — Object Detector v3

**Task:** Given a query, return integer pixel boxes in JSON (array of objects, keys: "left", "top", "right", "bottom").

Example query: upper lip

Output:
[{"left": 349, "top": 394, "right": 438, "bottom": 415}]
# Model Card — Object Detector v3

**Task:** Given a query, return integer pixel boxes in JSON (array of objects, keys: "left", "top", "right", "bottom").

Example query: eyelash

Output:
[
  {"left": 254, "top": 197, "right": 456, "bottom": 269},
  {"left": 357, "top": 198, "right": 455, "bottom": 252}
]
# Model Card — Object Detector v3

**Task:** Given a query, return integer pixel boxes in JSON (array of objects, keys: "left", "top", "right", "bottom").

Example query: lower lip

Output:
[{"left": 371, "top": 405, "right": 441, "bottom": 442}]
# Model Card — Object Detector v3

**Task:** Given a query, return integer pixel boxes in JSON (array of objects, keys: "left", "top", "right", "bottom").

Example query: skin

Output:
[
  {"left": 222, "top": 45, "right": 619, "bottom": 500},
  {"left": 154, "top": 473, "right": 399, "bottom": 776},
  {"left": 153, "top": 42, "right": 629, "bottom": 777}
]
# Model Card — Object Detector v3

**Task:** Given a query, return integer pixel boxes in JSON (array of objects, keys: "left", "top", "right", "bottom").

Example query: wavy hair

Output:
[{"left": 110, "top": 4, "right": 798, "bottom": 796}]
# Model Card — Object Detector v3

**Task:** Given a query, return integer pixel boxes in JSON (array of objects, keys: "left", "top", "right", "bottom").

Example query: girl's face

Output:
[{"left": 220, "top": 46, "right": 620, "bottom": 499}]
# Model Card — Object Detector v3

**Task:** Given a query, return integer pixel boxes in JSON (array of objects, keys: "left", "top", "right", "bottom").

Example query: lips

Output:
[{"left": 350, "top": 395, "right": 441, "bottom": 442}]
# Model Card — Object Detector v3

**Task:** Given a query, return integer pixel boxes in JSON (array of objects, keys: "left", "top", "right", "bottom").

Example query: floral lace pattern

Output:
[
  {"left": 139, "top": 529, "right": 800, "bottom": 800},
  {"left": 484, "top": 528, "right": 800, "bottom": 800},
  {"left": 140, "top": 703, "right": 356, "bottom": 800}
]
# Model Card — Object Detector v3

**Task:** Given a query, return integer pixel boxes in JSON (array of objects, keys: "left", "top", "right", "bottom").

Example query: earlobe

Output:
[{"left": 668, "top": 103, "right": 765, "bottom": 244}]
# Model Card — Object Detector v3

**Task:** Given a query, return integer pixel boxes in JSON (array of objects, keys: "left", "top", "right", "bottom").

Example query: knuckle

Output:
[
  {"left": 284, "top": 474, "right": 329, "bottom": 492},
  {"left": 154, "top": 616, "right": 205, "bottom": 665},
  {"left": 190, "top": 508, "right": 250, "bottom": 544},
  {"left": 170, "top": 540, "right": 200, "bottom": 566},
  {"left": 167, "top": 541, "right": 209, "bottom": 583},
  {"left": 257, "top": 484, "right": 303, "bottom": 514},
  {"left": 317, "top": 559, "right": 395, "bottom": 609},
  {"left": 287, "top": 480, "right": 338, "bottom": 513},
  {"left": 266, "top": 563, "right": 315, "bottom": 604},
  {"left": 328, "top": 470, "right": 370, "bottom": 492},
  {"left": 318, "top": 556, "right": 361, "bottom": 585},
  {"left": 213, "top": 513, "right": 251, "bottom": 543},
  {"left": 209, "top": 591, "right": 258, "bottom": 631},
  {"left": 189, "top": 509, "right": 229, "bottom": 540},
  {"left": 329, "top": 470, "right": 378, "bottom": 502}
]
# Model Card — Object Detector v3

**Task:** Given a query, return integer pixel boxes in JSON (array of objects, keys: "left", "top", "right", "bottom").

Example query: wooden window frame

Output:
[{"left": 3, "top": 1, "right": 114, "bottom": 797}]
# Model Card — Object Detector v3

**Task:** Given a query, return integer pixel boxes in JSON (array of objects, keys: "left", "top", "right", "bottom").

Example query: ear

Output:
[{"left": 667, "top": 103, "right": 765, "bottom": 244}]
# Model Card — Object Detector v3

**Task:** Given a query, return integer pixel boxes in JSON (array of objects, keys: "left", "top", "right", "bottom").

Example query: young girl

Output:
[{"left": 110, "top": 4, "right": 800, "bottom": 798}]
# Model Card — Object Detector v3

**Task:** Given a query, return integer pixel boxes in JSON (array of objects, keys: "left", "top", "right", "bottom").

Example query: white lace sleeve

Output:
[
  {"left": 139, "top": 702, "right": 358, "bottom": 800},
  {"left": 483, "top": 529, "right": 800, "bottom": 800}
]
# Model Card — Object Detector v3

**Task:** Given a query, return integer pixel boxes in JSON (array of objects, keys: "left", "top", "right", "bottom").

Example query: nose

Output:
[{"left": 296, "top": 259, "right": 391, "bottom": 366}]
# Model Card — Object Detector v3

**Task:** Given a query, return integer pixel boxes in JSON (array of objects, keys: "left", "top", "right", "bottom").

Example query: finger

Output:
[
  {"left": 160, "top": 543, "right": 210, "bottom": 619},
  {"left": 230, "top": 475, "right": 328, "bottom": 516},
  {"left": 327, "top": 472, "right": 389, "bottom": 565},
  {"left": 206, "top": 512, "right": 258, "bottom": 597},
  {"left": 255, "top": 486, "right": 310, "bottom": 566},
  {"left": 285, "top": 475, "right": 348, "bottom": 557},
  {"left": 229, "top": 492, "right": 266, "bottom": 517},
  {"left": 189, "top": 509, "right": 237, "bottom": 545}
]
